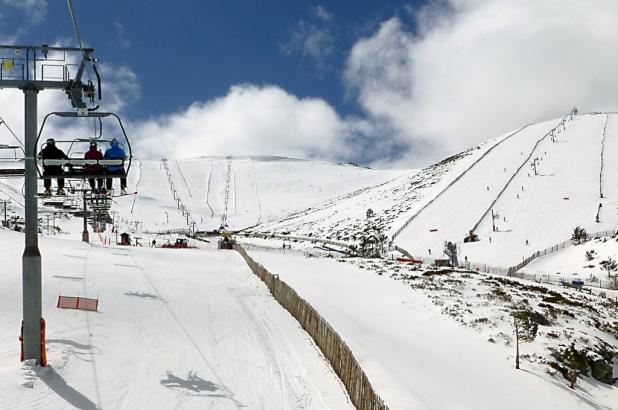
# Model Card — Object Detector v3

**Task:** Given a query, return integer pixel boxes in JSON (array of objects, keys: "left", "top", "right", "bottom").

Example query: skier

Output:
[
  {"left": 84, "top": 140, "right": 104, "bottom": 193},
  {"left": 39, "top": 138, "right": 68, "bottom": 195},
  {"left": 104, "top": 138, "right": 128, "bottom": 195}
]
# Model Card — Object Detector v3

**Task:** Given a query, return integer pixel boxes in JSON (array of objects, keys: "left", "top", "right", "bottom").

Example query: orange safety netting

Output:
[{"left": 57, "top": 295, "right": 99, "bottom": 311}]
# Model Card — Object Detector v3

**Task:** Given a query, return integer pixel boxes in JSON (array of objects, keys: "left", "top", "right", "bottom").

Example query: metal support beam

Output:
[
  {"left": 22, "top": 86, "right": 42, "bottom": 364},
  {"left": 82, "top": 192, "right": 89, "bottom": 243},
  {"left": 0, "top": 43, "right": 99, "bottom": 367},
  {"left": 0, "top": 199, "right": 10, "bottom": 227}
]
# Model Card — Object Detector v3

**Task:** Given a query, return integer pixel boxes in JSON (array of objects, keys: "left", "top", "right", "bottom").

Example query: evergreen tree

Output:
[
  {"left": 599, "top": 257, "right": 617, "bottom": 278},
  {"left": 571, "top": 226, "right": 587, "bottom": 244}
]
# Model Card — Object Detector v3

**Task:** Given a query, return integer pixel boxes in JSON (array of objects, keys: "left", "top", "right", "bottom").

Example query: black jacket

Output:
[
  {"left": 40, "top": 144, "right": 68, "bottom": 175},
  {"left": 40, "top": 144, "right": 68, "bottom": 160}
]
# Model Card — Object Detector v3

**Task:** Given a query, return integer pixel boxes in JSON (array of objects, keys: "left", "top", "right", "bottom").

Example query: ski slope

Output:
[
  {"left": 386, "top": 113, "right": 618, "bottom": 268},
  {"left": 249, "top": 139, "right": 509, "bottom": 242},
  {"left": 395, "top": 119, "right": 558, "bottom": 256},
  {"left": 0, "top": 229, "right": 352, "bottom": 409},
  {"left": 247, "top": 251, "right": 616, "bottom": 410},
  {"left": 1, "top": 113, "right": 617, "bottom": 409},
  {"left": 107, "top": 156, "right": 408, "bottom": 233}
]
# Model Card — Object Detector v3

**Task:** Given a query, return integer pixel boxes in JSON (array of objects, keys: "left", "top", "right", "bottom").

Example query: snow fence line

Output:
[
  {"left": 144, "top": 228, "right": 191, "bottom": 235},
  {"left": 241, "top": 232, "right": 352, "bottom": 250},
  {"left": 389, "top": 124, "right": 530, "bottom": 241},
  {"left": 235, "top": 244, "right": 389, "bottom": 410},
  {"left": 471, "top": 114, "right": 572, "bottom": 234},
  {"left": 395, "top": 228, "right": 618, "bottom": 292},
  {"left": 239, "top": 242, "right": 345, "bottom": 259}
]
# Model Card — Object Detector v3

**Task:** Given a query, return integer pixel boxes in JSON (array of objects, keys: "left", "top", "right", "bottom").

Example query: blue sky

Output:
[
  {"left": 1, "top": 1, "right": 618, "bottom": 168},
  {"left": 5, "top": 1, "right": 422, "bottom": 119}
]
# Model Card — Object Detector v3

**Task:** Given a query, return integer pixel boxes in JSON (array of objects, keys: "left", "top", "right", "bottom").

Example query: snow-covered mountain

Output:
[
  {"left": 1, "top": 112, "right": 617, "bottom": 409},
  {"left": 246, "top": 113, "right": 618, "bottom": 271}
]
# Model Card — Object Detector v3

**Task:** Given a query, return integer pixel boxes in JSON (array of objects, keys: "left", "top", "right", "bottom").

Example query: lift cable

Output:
[
  {"left": 66, "top": 0, "right": 100, "bottom": 129},
  {"left": 66, "top": 0, "right": 86, "bottom": 55},
  {"left": 0, "top": 115, "right": 24, "bottom": 149}
]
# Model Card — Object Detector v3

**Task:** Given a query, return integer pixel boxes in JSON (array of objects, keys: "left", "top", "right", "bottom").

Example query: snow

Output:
[
  {"left": 0, "top": 230, "right": 352, "bottom": 409},
  {"left": 148, "top": 156, "right": 408, "bottom": 232},
  {"left": 1, "top": 114, "right": 617, "bottom": 409},
  {"left": 396, "top": 113, "right": 618, "bottom": 269},
  {"left": 523, "top": 234, "right": 618, "bottom": 289},
  {"left": 395, "top": 119, "right": 559, "bottom": 258},
  {"left": 249, "top": 139, "right": 505, "bottom": 242},
  {"left": 247, "top": 250, "right": 616, "bottom": 409}
]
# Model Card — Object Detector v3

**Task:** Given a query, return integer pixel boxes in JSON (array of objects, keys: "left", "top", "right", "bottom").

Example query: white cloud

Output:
[
  {"left": 97, "top": 64, "right": 140, "bottom": 112},
  {"left": 1, "top": 0, "right": 47, "bottom": 24},
  {"left": 345, "top": 0, "right": 618, "bottom": 165},
  {"left": 280, "top": 7, "right": 335, "bottom": 70},
  {"left": 130, "top": 84, "right": 352, "bottom": 161},
  {"left": 0, "top": 57, "right": 351, "bottom": 166},
  {"left": 313, "top": 5, "right": 333, "bottom": 22},
  {"left": 9, "top": 0, "right": 617, "bottom": 170},
  {"left": 0, "top": 60, "right": 140, "bottom": 153},
  {"left": 113, "top": 21, "right": 130, "bottom": 49}
]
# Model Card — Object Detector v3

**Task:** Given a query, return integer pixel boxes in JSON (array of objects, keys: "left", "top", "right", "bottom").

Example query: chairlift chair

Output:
[
  {"left": 35, "top": 111, "right": 132, "bottom": 182},
  {"left": 0, "top": 144, "right": 25, "bottom": 176}
]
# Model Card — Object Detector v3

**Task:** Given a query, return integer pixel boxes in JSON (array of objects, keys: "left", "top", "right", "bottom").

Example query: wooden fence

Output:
[
  {"left": 396, "top": 229, "right": 618, "bottom": 291},
  {"left": 235, "top": 245, "right": 389, "bottom": 410},
  {"left": 239, "top": 242, "right": 345, "bottom": 259},
  {"left": 389, "top": 124, "right": 531, "bottom": 241}
]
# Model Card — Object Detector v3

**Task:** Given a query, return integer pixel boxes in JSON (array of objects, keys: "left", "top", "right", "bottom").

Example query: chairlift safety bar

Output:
[{"left": 35, "top": 111, "right": 132, "bottom": 180}]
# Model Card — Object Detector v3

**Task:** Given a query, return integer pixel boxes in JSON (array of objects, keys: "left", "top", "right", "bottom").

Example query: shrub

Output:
[{"left": 571, "top": 226, "right": 588, "bottom": 244}]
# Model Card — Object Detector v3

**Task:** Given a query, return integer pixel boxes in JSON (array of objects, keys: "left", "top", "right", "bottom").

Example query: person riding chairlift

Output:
[
  {"left": 40, "top": 138, "right": 68, "bottom": 196},
  {"left": 104, "top": 138, "right": 127, "bottom": 195},
  {"left": 84, "top": 140, "right": 105, "bottom": 194}
]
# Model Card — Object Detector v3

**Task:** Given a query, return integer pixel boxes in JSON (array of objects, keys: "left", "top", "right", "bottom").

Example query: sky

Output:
[{"left": 1, "top": 0, "right": 618, "bottom": 168}]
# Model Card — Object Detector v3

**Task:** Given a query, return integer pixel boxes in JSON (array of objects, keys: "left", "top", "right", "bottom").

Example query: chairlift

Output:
[
  {"left": 0, "top": 144, "right": 25, "bottom": 176},
  {"left": 35, "top": 111, "right": 132, "bottom": 181}
]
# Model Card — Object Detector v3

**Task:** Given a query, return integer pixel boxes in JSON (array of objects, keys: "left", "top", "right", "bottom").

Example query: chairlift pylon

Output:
[{"left": 34, "top": 111, "right": 132, "bottom": 181}]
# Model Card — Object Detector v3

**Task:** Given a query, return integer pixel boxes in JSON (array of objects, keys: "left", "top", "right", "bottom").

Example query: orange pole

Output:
[
  {"left": 19, "top": 320, "right": 24, "bottom": 362},
  {"left": 40, "top": 318, "right": 47, "bottom": 367}
]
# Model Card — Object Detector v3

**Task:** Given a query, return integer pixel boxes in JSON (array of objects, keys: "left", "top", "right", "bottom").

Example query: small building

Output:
[
  {"left": 119, "top": 232, "right": 131, "bottom": 246},
  {"left": 434, "top": 258, "right": 452, "bottom": 267}
]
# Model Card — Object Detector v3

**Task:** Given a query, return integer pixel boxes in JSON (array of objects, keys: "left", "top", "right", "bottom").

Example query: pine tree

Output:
[
  {"left": 599, "top": 257, "right": 617, "bottom": 278},
  {"left": 571, "top": 226, "right": 587, "bottom": 244}
]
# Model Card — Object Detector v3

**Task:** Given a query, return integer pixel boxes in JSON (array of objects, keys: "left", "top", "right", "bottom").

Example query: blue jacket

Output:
[{"left": 104, "top": 141, "right": 126, "bottom": 172}]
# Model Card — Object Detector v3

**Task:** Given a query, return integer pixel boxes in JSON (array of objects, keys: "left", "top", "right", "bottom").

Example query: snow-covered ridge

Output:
[{"left": 245, "top": 113, "right": 618, "bottom": 274}]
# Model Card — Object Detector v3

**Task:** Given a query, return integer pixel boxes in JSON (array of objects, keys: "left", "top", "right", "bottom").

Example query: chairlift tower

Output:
[
  {"left": 0, "top": 198, "right": 10, "bottom": 226},
  {"left": 220, "top": 156, "right": 232, "bottom": 229},
  {"left": 0, "top": 44, "right": 98, "bottom": 365}
]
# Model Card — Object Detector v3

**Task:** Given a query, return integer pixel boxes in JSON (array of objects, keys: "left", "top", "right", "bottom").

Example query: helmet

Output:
[
  {"left": 89, "top": 140, "right": 97, "bottom": 147},
  {"left": 46, "top": 138, "right": 55, "bottom": 145}
]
